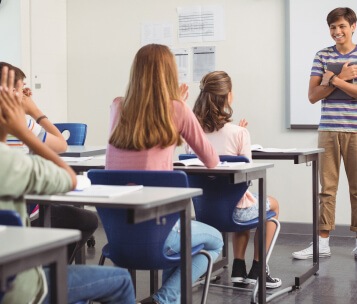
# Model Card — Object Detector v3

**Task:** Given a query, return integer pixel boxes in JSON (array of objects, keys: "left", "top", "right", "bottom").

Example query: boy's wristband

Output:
[
  {"left": 36, "top": 115, "right": 48, "bottom": 124},
  {"left": 328, "top": 74, "right": 337, "bottom": 87}
]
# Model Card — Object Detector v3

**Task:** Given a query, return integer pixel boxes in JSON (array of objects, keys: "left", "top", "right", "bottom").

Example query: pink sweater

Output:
[{"left": 106, "top": 97, "right": 219, "bottom": 170}]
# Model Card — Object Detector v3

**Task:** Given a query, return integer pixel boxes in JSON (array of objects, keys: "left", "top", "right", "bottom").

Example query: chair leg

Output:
[
  {"left": 251, "top": 218, "right": 280, "bottom": 304},
  {"left": 98, "top": 254, "right": 106, "bottom": 265},
  {"left": 150, "top": 270, "right": 159, "bottom": 294},
  {"left": 198, "top": 249, "right": 213, "bottom": 304}
]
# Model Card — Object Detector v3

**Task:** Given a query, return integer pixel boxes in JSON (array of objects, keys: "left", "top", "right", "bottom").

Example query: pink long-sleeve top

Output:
[{"left": 105, "top": 97, "right": 219, "bottom": 170}]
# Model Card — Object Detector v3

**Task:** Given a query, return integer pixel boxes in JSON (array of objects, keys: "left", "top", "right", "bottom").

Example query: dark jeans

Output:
[{"left": 32, "top": 204, "right": 98, "bottom": 263}]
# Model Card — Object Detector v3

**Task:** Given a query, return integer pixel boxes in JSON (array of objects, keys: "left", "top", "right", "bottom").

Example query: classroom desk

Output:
[
  {"left": 26, "top": 186, "right": 202, "bottom": 304},
  {"left": 0, "top": 226, "right": 80, "bottom": 304},
  {"left": 252, "top": 148, "right": 324, "bottom": 300},
  {"left": 66, "top": 157, "right": 105, "bottom": 173},
  {"left": 60, "top": 145, "right": 106, "bottom": 157},
  {"left": 174, "top": 163, "right": 274, "bottom": 304}
]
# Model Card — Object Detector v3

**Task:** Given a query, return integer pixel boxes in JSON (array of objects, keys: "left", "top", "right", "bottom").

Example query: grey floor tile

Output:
[{"left": 85, "top": 226, "right": 357, "bottom": 304}]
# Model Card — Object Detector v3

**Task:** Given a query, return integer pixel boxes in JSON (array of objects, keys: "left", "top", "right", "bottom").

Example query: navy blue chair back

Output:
[
  {"left": 179, "top": 154, "right": 250, "bottom": 231},
  {"left": 87, "top": 169, "right": 190, "bottom": 269},
  {"left": 0, "top": 210, "right": 22, "bottom": 226},
  {"left": 54, "top": 123, "right": 87, "bottom": 145},
  {"left": 178, "top": 154, "right": 276, "bottom": 231}
]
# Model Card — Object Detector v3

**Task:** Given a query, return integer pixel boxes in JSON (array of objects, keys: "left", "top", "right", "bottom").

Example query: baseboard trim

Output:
[{"left": 280, "top": 222, "right": 355, "bottom": 237}]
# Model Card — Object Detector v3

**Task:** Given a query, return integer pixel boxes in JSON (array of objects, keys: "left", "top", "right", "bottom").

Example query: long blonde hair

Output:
[{"left": 109, "top": 44, "right": 182, "bottom": 150}]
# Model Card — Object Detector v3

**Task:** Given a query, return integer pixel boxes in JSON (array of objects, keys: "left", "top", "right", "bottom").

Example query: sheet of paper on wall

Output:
[
  {"left": 193, "top": 46, "right": 215, "bottom": 82},
  {"left": 172, "top": 48, "right": 189, "bottom": 83},
  {"left": 141, "top": 22, "right": 173, "bottom": 46},
  {"left": 177, "top": 5, "right": 225, "bottom": 43}
]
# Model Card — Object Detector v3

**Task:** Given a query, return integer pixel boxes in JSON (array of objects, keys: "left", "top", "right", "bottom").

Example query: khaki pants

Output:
[{"left": 318, "top": 131, "right": 357, "bottom": 232}]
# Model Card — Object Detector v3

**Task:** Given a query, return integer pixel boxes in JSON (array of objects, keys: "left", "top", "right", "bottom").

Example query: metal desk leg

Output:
[
  {"left": 253, "top": 175, "right": 267, "bottom": 304},
  {"left": 48, "top": 246, "right": 67, "bottom": 304},
  {"left": 180, "top": 199, "right": 192, "bottom": 304},
  {"left": 294, "top": 158, "right": 320, "bottom": 287}
]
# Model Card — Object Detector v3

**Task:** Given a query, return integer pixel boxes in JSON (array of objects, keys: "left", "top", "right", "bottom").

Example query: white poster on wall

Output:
[
  {"left": 172, "top": 48, "right": 189, "bottom": 83},
  {"left": 193, "top": 46, "right": 215, "bottom": 82},
  {"left": 177, "top": 5, "right": 225, "bottom": 43}
]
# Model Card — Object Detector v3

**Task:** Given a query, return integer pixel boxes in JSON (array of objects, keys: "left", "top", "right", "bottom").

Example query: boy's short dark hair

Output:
[
  {"left": 0, "top": 62, "right": 26, "bottom": 85},
  {"left": 327, "top": 7, "right": 357, "bottom": 26}
]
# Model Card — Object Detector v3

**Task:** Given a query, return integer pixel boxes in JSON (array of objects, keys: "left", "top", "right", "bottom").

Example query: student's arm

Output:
[
  {"left": 174, "top": 101, "right": 219, "bottom": 168},
  {"left": 329, "top": 62, "right": 357, "bottom": 99},
  {"left": 308, "top": 75, "right": 336, "bottom": 104},
  {"left": 0, "top": 68, "right": 76, "bottom": 189},
  {"left": 22, "top": 89, "right": 68, "bottom": 153}
]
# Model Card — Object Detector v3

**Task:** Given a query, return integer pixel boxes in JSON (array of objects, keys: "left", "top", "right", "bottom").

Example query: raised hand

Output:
[
  {"left": 238, "top": 118, "right": 248, "bottom": 128},
  {"left": 179, "top": 83, "right": 189, "bottom": 102},
  {"left": 0, "top": 66, "right": 27, "bottom": 138}
]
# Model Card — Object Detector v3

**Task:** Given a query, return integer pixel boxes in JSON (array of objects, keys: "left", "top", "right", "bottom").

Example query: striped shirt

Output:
[
  {"left": 310, "top": 45, "right": 357, "bottom": 132},
  {"left": 6, "top": 116, "right": 47, "bottom": 153}
]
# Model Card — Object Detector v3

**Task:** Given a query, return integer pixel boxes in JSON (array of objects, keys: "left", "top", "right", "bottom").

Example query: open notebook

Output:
[
  {"left": 174, "top": 158, "right": 245, "bottom": 167},
  {"left": 251, "top": 144, "right": 296, "bottom": 153},
  {"left": 65, "top": 185, "right": 143, "bottom": 198}
]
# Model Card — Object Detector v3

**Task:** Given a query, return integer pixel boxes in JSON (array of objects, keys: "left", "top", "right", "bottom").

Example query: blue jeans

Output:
[
  {"left": 43, "top": 265, "right": 135, "bottom": 304},
  {"left": 153, "top": 220, "right": 223, "bottom": 304},
  {"left": 233, "top": 195, "right": 271, "bottom": 222}
]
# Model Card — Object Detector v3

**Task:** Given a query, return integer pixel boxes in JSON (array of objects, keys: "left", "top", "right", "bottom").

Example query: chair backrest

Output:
[
  {"left": 87, "top": 169, "right": 189, "bottom": 269},
  {"left": 0, "top": 210, "right": 23, "bottom": 226},
  {"left": 178, "top": 154, "right": 254, "bottom": 232},
  {"left": 54, "top": 123, "right": 87, "bottom": 145}
]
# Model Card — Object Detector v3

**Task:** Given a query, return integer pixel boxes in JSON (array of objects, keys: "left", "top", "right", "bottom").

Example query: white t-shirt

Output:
[{"left": 6, "top": 116, "right": 46, "bottom": 153}]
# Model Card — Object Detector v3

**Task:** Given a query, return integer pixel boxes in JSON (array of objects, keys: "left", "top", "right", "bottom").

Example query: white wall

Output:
[
  {"left": 66, "top": 0, "right": 352, "bottom": 230},
  {"left": 0, "top": 0, "right": 30, "bottom": 68},
  {"left": 0, "top": 0, "right": 67, "bottom": 123},
  {"left": 1, "top": 0, "right": 352, "bottom": 229}
]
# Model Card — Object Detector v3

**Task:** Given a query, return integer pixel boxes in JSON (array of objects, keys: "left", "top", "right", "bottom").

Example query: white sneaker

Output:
[
  {"left": 292, "top": 238, "right": 331, "bottom": 260},
  {"left": 352, "top": 246, "right": 357, "bottom": 259}
]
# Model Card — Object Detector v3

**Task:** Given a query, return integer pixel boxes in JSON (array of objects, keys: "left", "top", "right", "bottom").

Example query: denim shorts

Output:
[{"left": 233, "top": 195, "right": 271, "bottom": 222}]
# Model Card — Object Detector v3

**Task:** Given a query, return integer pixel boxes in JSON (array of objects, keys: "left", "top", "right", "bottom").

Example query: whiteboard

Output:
[{"left": 287, "top": 0, "right": 357, "bottom": 129}]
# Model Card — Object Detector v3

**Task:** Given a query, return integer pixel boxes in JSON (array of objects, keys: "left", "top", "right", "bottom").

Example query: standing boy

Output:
[{"left": 293, "top": 7, "right": 357, "bottom": 260}]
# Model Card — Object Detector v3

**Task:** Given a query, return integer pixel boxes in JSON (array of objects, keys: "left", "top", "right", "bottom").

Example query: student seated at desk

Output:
[
  {"left": 0, "top": 62, "right": 98, "bottom": 264},
  {"left": 190, "top": 71, "right": 281, "bottom": 288},
  {"left": 0, "top": 66, "right": 135, "bottom": 303},
  {"left": 106, "top": 43, "right": 224, "bottom": 304}
]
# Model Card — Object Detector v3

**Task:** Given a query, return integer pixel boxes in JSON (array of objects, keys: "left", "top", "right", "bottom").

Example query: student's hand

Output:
[
  {"left": 321, "top": 70, "right": 334, "bottom": 86},
  {"left": 338, "top": 62, "right": 357, "bottom": 81},
  {"left": 179, "top": 83, "right": 189, "bottom": 102},
  {"left": 21, "top": 92, "right": 41, "bottom": 118},
  {"left": 238, "top": 118, "right": 248, "bottom": 128},
  {"left": 0, "top": 67, "right": 28, "bottom": 138},
  {"left": 23, "top": 87, "right": 32, "bottom": 97}
]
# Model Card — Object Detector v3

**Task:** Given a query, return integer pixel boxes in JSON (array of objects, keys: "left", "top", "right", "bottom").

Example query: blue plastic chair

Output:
[
  {"left": 54, "top": 123, "right": 87, "bottom": 145},
  {"left": 87, "top": 169, "right": 213, "bottom": 304},
  {"left": 178, "top": 154, "right": 281, "bottom": 301},
  {"left": 0, "top": 210, "right": 22, "bottom": 226}
]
